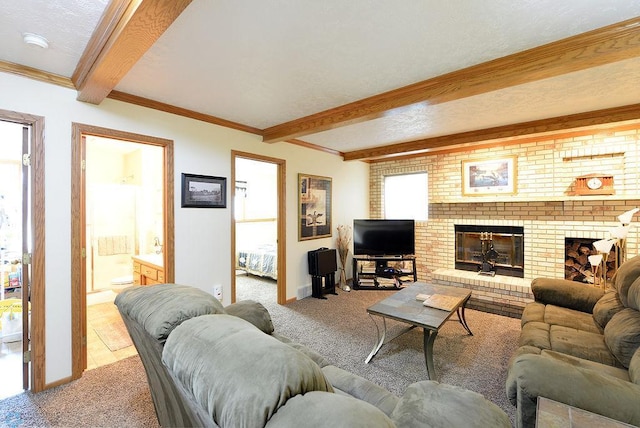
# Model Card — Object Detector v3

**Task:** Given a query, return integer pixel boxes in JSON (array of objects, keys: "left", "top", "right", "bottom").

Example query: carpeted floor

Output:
[
  {"left": 240, "top": 275, "right": 520, "bottom": 424},
  {"left": 0, "top": 355, "right": 157, "bottom": 427},
  {"left": 0, "top": 276, "right": 521, "bottom": 427}
]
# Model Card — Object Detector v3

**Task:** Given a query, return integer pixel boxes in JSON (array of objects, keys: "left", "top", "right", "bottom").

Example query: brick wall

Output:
[{"left": 369, "top": 126, "right": 640, "bottom": 284}]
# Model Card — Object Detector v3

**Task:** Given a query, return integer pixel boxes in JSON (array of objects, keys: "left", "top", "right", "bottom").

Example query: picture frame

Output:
[
  {"left": 462, "top": 156, "right": 517, "bottom": 196},
  {"left": 298, "top": 173, "right": 332, "bottom": 241},
  {"left": 181, "top": 173, "right": 227, "bottom": 208}
]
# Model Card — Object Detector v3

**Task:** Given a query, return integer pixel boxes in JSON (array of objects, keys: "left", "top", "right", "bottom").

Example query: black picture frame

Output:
[
  {"left": 181, "top": 173, "right": 227, "bottom": 208},
  {"left": 298, "top": 173, "right": 332, "bottom": 240}
]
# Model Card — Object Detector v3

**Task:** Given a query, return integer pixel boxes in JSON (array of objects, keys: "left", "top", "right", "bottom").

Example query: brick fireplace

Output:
[
  {"left": 368, "top": 129, "right": 640, "bottom": 318},
  {"left": 454, "top": 224, "right": 524, "bottom": 277}
]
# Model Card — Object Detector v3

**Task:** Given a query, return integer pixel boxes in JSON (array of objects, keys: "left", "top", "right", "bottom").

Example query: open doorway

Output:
[
  {"left": 83, "top": 136, "right": 164, "bottom": 369},
  {"left": 0, "top": 108, "right": 46, "bottom": 395},
  {"left": 71, "top": 124, "right": 174, "bottom": 379},
  {"left": 0, "top": 120, "right": 28, "bottom": 399},
  {"left": 231, "top": 151, "right": 286, "bottom": 305}
]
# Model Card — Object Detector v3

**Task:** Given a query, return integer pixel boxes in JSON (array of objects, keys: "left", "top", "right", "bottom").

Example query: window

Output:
[{"left": 384, "top": 173, "right": 428, "bottom": 220}]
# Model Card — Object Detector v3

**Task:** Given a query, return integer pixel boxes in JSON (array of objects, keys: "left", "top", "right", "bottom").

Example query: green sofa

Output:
[
  {"left": 115, "top": 283, "right": 511, "bottom": 428},
  {"left": 506, "top": 254, "right": 640, "bottom": 428}
]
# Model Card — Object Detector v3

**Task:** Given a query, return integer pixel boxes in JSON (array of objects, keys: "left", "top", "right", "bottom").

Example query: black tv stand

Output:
[{"left": 352, "top": 255, "right": 417, "bottom": 290}]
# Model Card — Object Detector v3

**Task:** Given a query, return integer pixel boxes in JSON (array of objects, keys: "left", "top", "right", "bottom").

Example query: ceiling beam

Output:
[
  {"left": 343, "top": 103, "right": 640, "bottom": 161},
  {"left": 263, "top": 16, "right": 640, "bottom": 144},
  {"left": 73, "top": 0, "right": 193, "bottom": 104}
]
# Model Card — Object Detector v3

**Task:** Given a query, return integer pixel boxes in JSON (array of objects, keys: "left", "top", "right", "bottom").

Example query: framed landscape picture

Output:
[
  {"left": 462, "top": 156, "right": 517, "bottom": 196},
  {"left": 181, "top": 173, "right": 227, "bottom": 208},
  {"left": 298, "top": 173, "right": 332, "bottom": 240}
]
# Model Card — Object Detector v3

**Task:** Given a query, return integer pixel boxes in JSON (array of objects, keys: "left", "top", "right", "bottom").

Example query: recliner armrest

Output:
[
  {"left": 506, "top": 353, "right": 640, "bottom": 428},
  {"left": 531, "top": 277, "right": 604, "bottom": 313}
]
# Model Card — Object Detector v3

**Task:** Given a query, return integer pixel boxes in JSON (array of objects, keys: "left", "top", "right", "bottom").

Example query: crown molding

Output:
[
  {"left": 0, "top": 60, "right": 75, "bottom": 89},
  {"left": 108, "top": 90, "right": 262, "bottom": 135}
]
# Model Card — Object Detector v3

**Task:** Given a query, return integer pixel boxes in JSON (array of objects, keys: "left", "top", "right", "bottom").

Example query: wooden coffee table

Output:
[{"left": 365, "top": 282, "right": 472, "bottom": 380}]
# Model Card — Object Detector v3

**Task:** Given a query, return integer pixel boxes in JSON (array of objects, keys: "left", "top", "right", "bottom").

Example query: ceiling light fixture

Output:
[{"left": 23, "top": 33, "right": 49, "bottom": 49}]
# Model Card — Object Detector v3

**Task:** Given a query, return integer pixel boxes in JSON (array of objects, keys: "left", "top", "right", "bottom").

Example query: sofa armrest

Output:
[
  {"left": 531, "top": 277, "right": 604, "bottom": 313},
  {"left": 506, "top": 353, "right": 640, "bottom": 428}
]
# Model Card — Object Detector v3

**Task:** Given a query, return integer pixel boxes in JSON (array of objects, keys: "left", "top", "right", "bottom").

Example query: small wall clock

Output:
[{"left": 574, "top": 174, "right": 614, "bottom": 196}]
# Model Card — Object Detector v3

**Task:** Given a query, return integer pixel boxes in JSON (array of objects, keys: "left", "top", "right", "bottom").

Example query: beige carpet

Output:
[
  {"left": 0, "top": 278, "right": 521, "bottom": 427},
  {"left": 0, "top": 356, "right": 158, "bottom": 427}
]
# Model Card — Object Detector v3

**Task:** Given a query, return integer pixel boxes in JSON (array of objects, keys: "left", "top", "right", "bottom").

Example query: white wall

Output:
[{"left": 0, "top": 72, "right": 369, "bottom": 385}]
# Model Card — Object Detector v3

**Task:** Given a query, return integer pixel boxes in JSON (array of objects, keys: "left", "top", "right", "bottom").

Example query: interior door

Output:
[{"left": 20, "top": 125, "right": 30, "bottom": 389}]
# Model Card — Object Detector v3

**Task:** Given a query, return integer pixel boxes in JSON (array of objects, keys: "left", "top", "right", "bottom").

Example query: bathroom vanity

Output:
[{"left": 132, "top": 254, "right": 165, "bottom": 286}]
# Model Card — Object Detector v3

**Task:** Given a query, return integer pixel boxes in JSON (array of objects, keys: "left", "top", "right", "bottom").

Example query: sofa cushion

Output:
[
  {"left": 390, "top": 381, "right": 511, "bottom": 428},
  {"left": 114, "top": 283, "right": 225, "bottom": 343},
  {"left": 604, "top": 308, "right": 640, "bottom": 368},
  {"left": 541, "top": 350, "right": 630, "bottom": 381},
  {"left": 544, "top": 305, "right": 601, "bottom": 334},
  {"left": 629, "top": 348, "right": 640, "bottom": 384},
  {"left": 519, "top": 321, "right": 550, "bottom": 350},
  {"left": 612, "top": 254, "right": 640, "bottom": 308},
  {"left": 163, "top": 314, "right": 333, "bottom": 428},
  {"left": 265, "top": 391, "right": 395, "bottom": 428},
  {"left": 627, "top": 276, "right": 640, "bottom": 311},
  {"left": 593, "top": 291, "right": 626, "bottom": 329},
  {"left": 520, "top": 301, "right": 545, "bottom": 326},
  {"left": 224, "top": 299, "right": 274, "bottom": 334},
  {"left": 321, "top": 365, "right": 399, "bottom": 417},
  {"left": 549, "top": 325, "right": 619, "bottom": 366}
]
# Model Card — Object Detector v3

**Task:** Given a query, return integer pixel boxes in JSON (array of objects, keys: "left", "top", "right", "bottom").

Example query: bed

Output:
[{"left": 237, "top": 244, "right": 277, "bottom": 280}]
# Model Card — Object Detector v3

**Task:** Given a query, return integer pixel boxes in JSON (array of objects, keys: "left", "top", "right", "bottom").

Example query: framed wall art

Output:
[
  {"left": 298, "top": 173, "right": 332, "bottom": 240},
  {"left": 462, "top": 156, "right": 517, "bottom": 196},
  {"left": 181, "top": 173, "right": 227, "bottom": 208}
]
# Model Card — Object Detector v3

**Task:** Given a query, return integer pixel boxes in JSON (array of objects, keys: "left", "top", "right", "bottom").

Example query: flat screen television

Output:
[{"left": 353, "top": 219, "right": 415, "bottom": 256}]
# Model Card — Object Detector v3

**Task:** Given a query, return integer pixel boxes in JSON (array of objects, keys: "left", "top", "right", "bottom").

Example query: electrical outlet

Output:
[{"left": 213, "top": 284, "right": 222, "bottom": 301}]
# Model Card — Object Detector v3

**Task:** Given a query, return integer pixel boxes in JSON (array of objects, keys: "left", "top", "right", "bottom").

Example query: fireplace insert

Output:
[{"left": 455, "top": 225, "right": 524, "bottom": 278}]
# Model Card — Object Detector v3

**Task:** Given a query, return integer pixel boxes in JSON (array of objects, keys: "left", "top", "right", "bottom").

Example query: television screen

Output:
[{"left": 353, "top": 219, "right": 415, "bottom": 256}]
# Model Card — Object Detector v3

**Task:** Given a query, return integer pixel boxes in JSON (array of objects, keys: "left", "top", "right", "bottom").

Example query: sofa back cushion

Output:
[
  {"left": 629, "top": 348, "right": 640, "bottom": 384},
  {"left": 593, "top": 291, "right": 626, "bottom": 329},
  {"left": 604, "top": 308, "right": 640, "bottom": 368},
  {"left": 612, "top": 254, "right": 640, "bottom": 308},
  {"left": 223, "top": 299, "right": 274, "bottom": 334},
  {"left": 114, "top": 283, "right": 225, "bottom": 343},
  {"left": 162, "top": 314, "right": 334, "bottom": 428},
  {"left": 627, "top": 276, "right": 640, "bottom": 312}
]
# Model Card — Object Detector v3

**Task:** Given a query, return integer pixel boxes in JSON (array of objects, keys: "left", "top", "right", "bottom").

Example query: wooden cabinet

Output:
[{"left": 132, "top": 254, "right": 165, "bottom": 286}]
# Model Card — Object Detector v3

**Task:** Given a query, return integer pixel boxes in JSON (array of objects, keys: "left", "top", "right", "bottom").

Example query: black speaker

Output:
[{"left": 308, "top": 248, "right": 337, "bottom": 276}]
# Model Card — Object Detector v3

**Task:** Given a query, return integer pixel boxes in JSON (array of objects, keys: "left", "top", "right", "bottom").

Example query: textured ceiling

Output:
[
  {"left": 0, "top": 0, "right": 109, "bottom": 76},
  {"left": 1, "top": 0, "right": 640, "bottom": 158}
]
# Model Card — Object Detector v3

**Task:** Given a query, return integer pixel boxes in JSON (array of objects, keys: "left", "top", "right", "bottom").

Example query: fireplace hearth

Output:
[{"left": 455, "top": 225, "right": 524, "bottom": 278}]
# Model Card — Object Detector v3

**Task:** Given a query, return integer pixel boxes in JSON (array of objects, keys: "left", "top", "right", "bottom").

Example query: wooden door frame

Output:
[
  {"left": 71, "top": 123, "right": 174, "bottom": 379},
  {"left": 0, "top": 109, "right": 45, "bottom": 392},
  {"left": 231, "top": 151, "right": 286, "bottom": 305}
]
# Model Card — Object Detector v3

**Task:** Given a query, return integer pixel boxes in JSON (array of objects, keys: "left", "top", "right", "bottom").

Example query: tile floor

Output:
[
  {"left": 86, "top": 291, "right": 137, "bottom": 370},
  {"left": 0, "top": 290, "right": 137, "bottom": 399}
]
